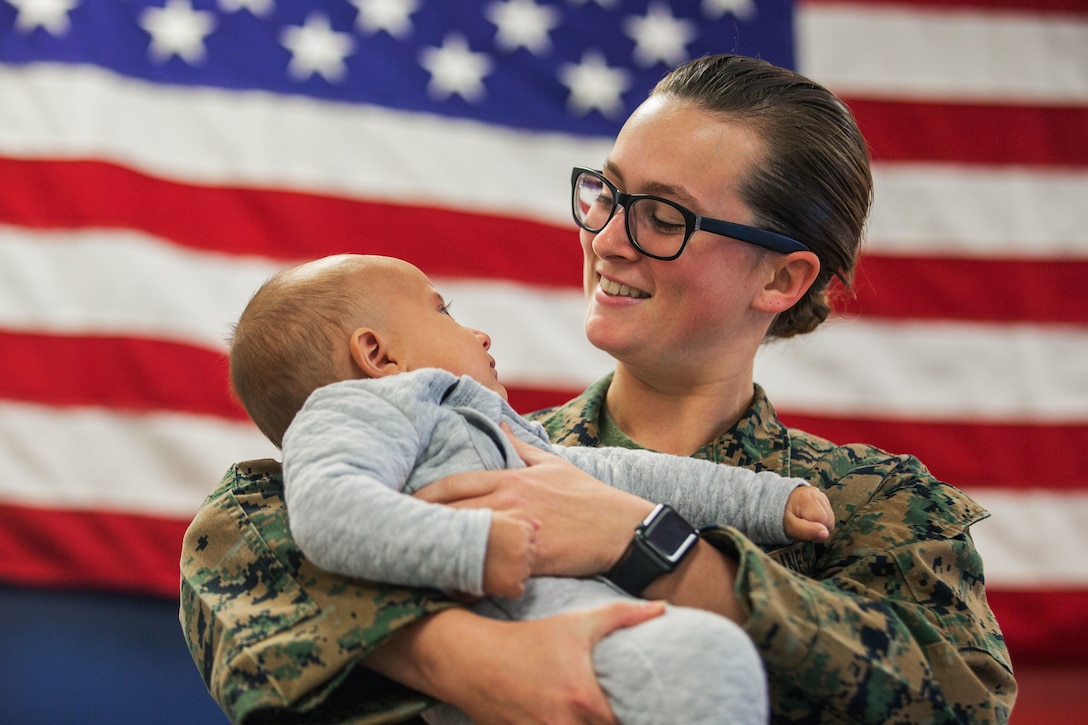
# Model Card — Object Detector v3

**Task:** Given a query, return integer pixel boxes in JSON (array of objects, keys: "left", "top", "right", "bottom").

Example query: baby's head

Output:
[{"left": 230, "top": 254, "right": 504, "bottom": 448}]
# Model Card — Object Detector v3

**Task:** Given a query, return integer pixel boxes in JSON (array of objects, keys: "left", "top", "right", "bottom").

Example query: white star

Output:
[
  {"left": 139, "top": 0, "right": 216, "bottom": 65},
  {"left": 702, "top": 0, "right": 756, "bottom": 21},
  {"left": 558, "top": 50, "right": 631, "bottom": 118},
  {"left": 419, "top": 34, "right": 493, "bottom": 103},
  {"left": 218, "top": 0, "right": 273, "bottom": 17},
  {"left": 350, "top": 0, "right": 418, "bottom": 38},
  {"left": 485, "top": 0, "right": 560, "bottom": 55},
  {"left": 624, "top": 3, "right": 696, "bottom": 68},
  {"left": 8, "top": 0, "right": 79, "bottom": 36},
  {"left": 280, "top": 12, "right": 356, "bottom": 83}
]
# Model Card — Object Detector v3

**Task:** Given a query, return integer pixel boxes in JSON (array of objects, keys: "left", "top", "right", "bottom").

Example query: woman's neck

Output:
[{"left": 604, "top": 364, "right": 756, "bottom": 456}]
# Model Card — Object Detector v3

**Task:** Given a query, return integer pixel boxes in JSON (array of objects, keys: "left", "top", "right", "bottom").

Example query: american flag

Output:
[{"left": 0, "top": 0, "right": 1084, "bottom": 685}]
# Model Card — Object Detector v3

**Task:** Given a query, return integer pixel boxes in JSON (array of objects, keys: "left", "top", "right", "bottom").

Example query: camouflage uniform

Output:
[{"left": 180, "top": 377, "right": 1016, "bottom": 724}]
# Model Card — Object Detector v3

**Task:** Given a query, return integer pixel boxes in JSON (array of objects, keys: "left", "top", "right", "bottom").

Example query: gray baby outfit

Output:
[{"left": 284, "top": 369, "right": 803, "bottom": 724}]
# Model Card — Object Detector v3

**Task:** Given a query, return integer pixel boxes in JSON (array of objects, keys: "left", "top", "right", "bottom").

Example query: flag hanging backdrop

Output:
[{"left": 1, "top": 0, "right": 1085, "bottom": 677}]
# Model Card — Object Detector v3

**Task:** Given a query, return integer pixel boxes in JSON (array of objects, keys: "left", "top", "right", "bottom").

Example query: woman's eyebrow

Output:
[{"left": 602, "top": 160, "right": 699, "bottom": 208}]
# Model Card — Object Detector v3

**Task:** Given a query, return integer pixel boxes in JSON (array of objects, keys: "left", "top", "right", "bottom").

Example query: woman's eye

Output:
[{"left": 651, "top": 215, "right": 685, "bottom": 234}]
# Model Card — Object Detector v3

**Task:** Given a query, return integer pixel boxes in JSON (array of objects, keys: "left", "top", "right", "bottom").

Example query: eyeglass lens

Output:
[{"left": 573, "top": 171, "right": 689, "bottom": 259}]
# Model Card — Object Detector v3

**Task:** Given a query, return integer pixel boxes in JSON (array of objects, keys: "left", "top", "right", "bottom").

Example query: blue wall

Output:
[{"left": 1, "top": 585, "right": 228, "bottom": 724}]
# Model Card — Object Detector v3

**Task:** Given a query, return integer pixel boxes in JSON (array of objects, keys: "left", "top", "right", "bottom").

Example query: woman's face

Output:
[{"left": 581, "top": 96, "right": 772, "bottom": 376}]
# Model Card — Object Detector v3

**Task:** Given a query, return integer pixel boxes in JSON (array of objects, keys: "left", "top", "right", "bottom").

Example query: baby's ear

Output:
[{"left": 348, "top": 328, "right": 399, "bottom": 377}]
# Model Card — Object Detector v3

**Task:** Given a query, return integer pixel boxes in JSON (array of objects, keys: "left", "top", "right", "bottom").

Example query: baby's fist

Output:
[
  {"left": 483, "top": 512, "right": 538, "bottom": 598},
  {"left": 784, "top": 486, "right": 835, "bottom": 542}
]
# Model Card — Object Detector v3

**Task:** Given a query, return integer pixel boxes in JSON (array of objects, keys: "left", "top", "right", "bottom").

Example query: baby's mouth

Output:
[{"left": 599, "top": 277, "right": 649, "bottom": 299}]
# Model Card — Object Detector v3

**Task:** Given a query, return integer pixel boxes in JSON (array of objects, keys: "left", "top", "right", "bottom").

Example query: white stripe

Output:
[
  {"left": 869, "top": 164, "right": 1088, "bottom": 257},
  {"left": 2, "top": 64, "right": 1086, "bottom": 259},
  {"left": 3, "top": 227, "right": 1087, "bottom": 420},
  {"left": 963, "top": 487, "right": 1088, "bottom": 588},
  {"left": 0, "top": 225, "right": 285, "bottom": 351},
  {"left": 0, "top": 401, "right": 277, "bottom": 517},
  {"left": 0, "top": 398, "right": 1083, "bottom": 589},
  {"left": 0, "top": 63, "right": 610, "bottom": 226},
  {"left": 754, "top": 317, "right": 1088, "bottom": 423},
  {"left": 797, "top": 4, "right": 1088, "bottom": 103}
]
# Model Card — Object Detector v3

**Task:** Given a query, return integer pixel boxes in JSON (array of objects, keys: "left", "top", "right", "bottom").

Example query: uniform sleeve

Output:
[
  {"left": 283, "top": 384, "right": 492, "bottom": 596},
  {"left": 179, "top": 460, "right": 458, "bottom": 724},
  {"left": 560, "top": 446, "right": 805, "bottom": 544},
  {"left": 701, "top": 454, "right": 1016, "bottom": 724}
]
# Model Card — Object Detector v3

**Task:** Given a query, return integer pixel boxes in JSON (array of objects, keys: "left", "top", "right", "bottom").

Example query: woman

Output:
[{"left": 180, "top": 55, "right": 1015, "bottom": 724}]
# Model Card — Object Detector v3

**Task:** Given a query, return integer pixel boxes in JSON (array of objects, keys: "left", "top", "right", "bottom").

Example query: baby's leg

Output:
[
  {"left": 424, "top": 577, "right": 768, "bottom": 725},
  {"left": 522, "top": 577, "right": 768, "bottom": 725}
]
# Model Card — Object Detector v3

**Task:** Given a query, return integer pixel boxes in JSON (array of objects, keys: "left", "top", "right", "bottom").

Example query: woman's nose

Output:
[{"left": 590, "top": 207, "right": 640, "bottom": 260}]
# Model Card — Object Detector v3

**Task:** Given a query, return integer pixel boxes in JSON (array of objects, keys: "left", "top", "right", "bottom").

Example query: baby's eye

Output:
[{"left": 439, "top": 300, "right": 454, "bottom": 317}]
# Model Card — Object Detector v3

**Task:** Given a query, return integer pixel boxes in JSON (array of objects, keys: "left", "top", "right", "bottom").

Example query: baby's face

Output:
[{"left": 377, "top": 263, "right": 508, "bottom": 400}]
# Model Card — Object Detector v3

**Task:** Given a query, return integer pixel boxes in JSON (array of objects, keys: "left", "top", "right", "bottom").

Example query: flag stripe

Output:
[
  {"left": 4, "top": 483, "right": 1085, "bottom": 600},
  {"left": 4, "top": 341, "right": 1085, "bottom": 492},
  {"left": 3, "top": 67, "right": 1086, "bottom": 261},
  {"left": 848, "top": 99, "right": 1088, "bottom": 167},
  {"left": 782, "top": 414, "right": 1088, "bottom": 492},
  {"left": 0, "top": 158, "right": 585, "bottom": 290},
  {"left": 847, "top": 256, "right": 1088, "bottom": 324},
  {"left": 805, "top": 0, "right": 1088, "bottom": 15},
  {"left": 964, "top": 488, "right": 1088, "bottom": 587},
  {"left": 4, "top": 161, "right": 1087, "bottom": 305},
  {"left": 4, "top": 230, "right": 1087, "bottom": 421},
  {"left": 866, "top": 165, "right": 1088, "bottom": 258},
  {"left": 0, "top": 330, "right": 245, "bottom": 419},
  {"left": 0, "top": 64, "right": 608, "bottom": 226},
  {"left": 0, "top": 400, "right": 276, "bottom": 516},
  {"left": 986, "top": 590, "right": 1088, "bottom": 666},
  {"left": 0, "top": 503, "right": 188, "bottom": 597},
  {"left": 798, "top": 4, "right": 1088, "bottom": 102}
]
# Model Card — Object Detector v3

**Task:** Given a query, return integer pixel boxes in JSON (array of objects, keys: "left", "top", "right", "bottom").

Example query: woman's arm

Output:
[{"left": 363, "top": 601, "right": 666, "bottom": 725}]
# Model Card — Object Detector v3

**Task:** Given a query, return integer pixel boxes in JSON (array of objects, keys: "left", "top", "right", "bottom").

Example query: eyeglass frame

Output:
[{"left": 570, "top": 167, "right": 810, "bottom": 260}]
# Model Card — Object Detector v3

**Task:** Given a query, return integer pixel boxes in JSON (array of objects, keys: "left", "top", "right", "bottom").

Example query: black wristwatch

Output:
[{"left": 605, "top": 504, "right": 699, "bottom": 597}]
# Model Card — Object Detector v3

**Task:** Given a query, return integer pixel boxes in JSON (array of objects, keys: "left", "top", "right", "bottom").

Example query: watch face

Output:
[{"left": 644, "top": 508, "right": 697, "bottom": 563}]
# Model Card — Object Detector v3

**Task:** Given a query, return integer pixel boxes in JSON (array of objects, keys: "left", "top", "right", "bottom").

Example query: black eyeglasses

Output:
[{"left": 571, "top": 167, "right": 809, "bottom": 260}]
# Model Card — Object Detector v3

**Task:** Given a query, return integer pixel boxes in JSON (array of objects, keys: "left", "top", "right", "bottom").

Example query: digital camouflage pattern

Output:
[
  {"left": 180, "top": 378, "right": 1016, "bottom": 724},
  {"left": 535, "top": 377, "right": 1016, "bottom": 724},
  {"left": 180, "top": 458, "right": 456, "bottom": 724}
]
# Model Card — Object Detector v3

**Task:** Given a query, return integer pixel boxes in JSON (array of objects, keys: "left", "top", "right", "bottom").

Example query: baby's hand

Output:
[
  {"left": 784, "top": 485, "right": 835, "bottom": 542},
  {"left": 482, "top": 511, "right": 539, "bottom": 598}
]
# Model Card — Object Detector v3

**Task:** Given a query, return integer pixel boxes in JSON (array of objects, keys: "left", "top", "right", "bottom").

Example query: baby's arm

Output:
[
  {"left": 560, "top": 446, "right": 831, "bottom": 545},
  {"left": 284, "top": 382, "right": 498, "bottom": 596}
]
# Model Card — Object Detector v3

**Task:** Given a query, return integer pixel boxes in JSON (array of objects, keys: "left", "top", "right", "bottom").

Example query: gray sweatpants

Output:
[{"left": 422, "top": 576, "right": 768, "bottom": 725}]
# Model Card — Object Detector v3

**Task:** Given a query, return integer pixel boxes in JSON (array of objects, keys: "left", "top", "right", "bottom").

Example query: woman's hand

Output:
[
  {"left": 364, "top": 600, "right": 666, "bottom": 724},
  {"left": 415, "top": 427, "right": 654, "bottom": 577}
]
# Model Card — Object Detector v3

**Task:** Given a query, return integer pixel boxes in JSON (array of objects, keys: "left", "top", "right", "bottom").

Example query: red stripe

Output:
[
  {"left": 0, "top": 330, "right": 248, "bottom": 420},
  {"left": 802, "top": 0, "right": 1088, "bottom": 14},
  {"left": 0, "top": 157, "right": 584, "bottom": 289},
  {"left": 3, "top": 332, "right": 1084, "bottom": 493},
  {"left": 0, "top": 503, "right": 186, "bottom": 598},
  {"left": 777, "top": 413, "right": 1088, "bottom": 491},
  {"left": 7, "top": 159, "right": 1087, "bottom": 327},
  {"left": 988, "top": 589, "right": 1088, "bottom": 666},
  {"left": 849, "top": 99, "right": 1088, "bottom": 167},
  {"left": 840, "top": 256, "right": 1088, "bottom": 324},
  {"left": 0, "top": 502, "right": 1081, "bottom": 668}
]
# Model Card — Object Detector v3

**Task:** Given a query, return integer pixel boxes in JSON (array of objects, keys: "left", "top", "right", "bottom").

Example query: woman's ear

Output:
[
  {"left": 753, "top": 251, "right": 821, "bottom": 314},
  {"left": 348, "top": 328, "right": 400, "bottom": 378}
]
